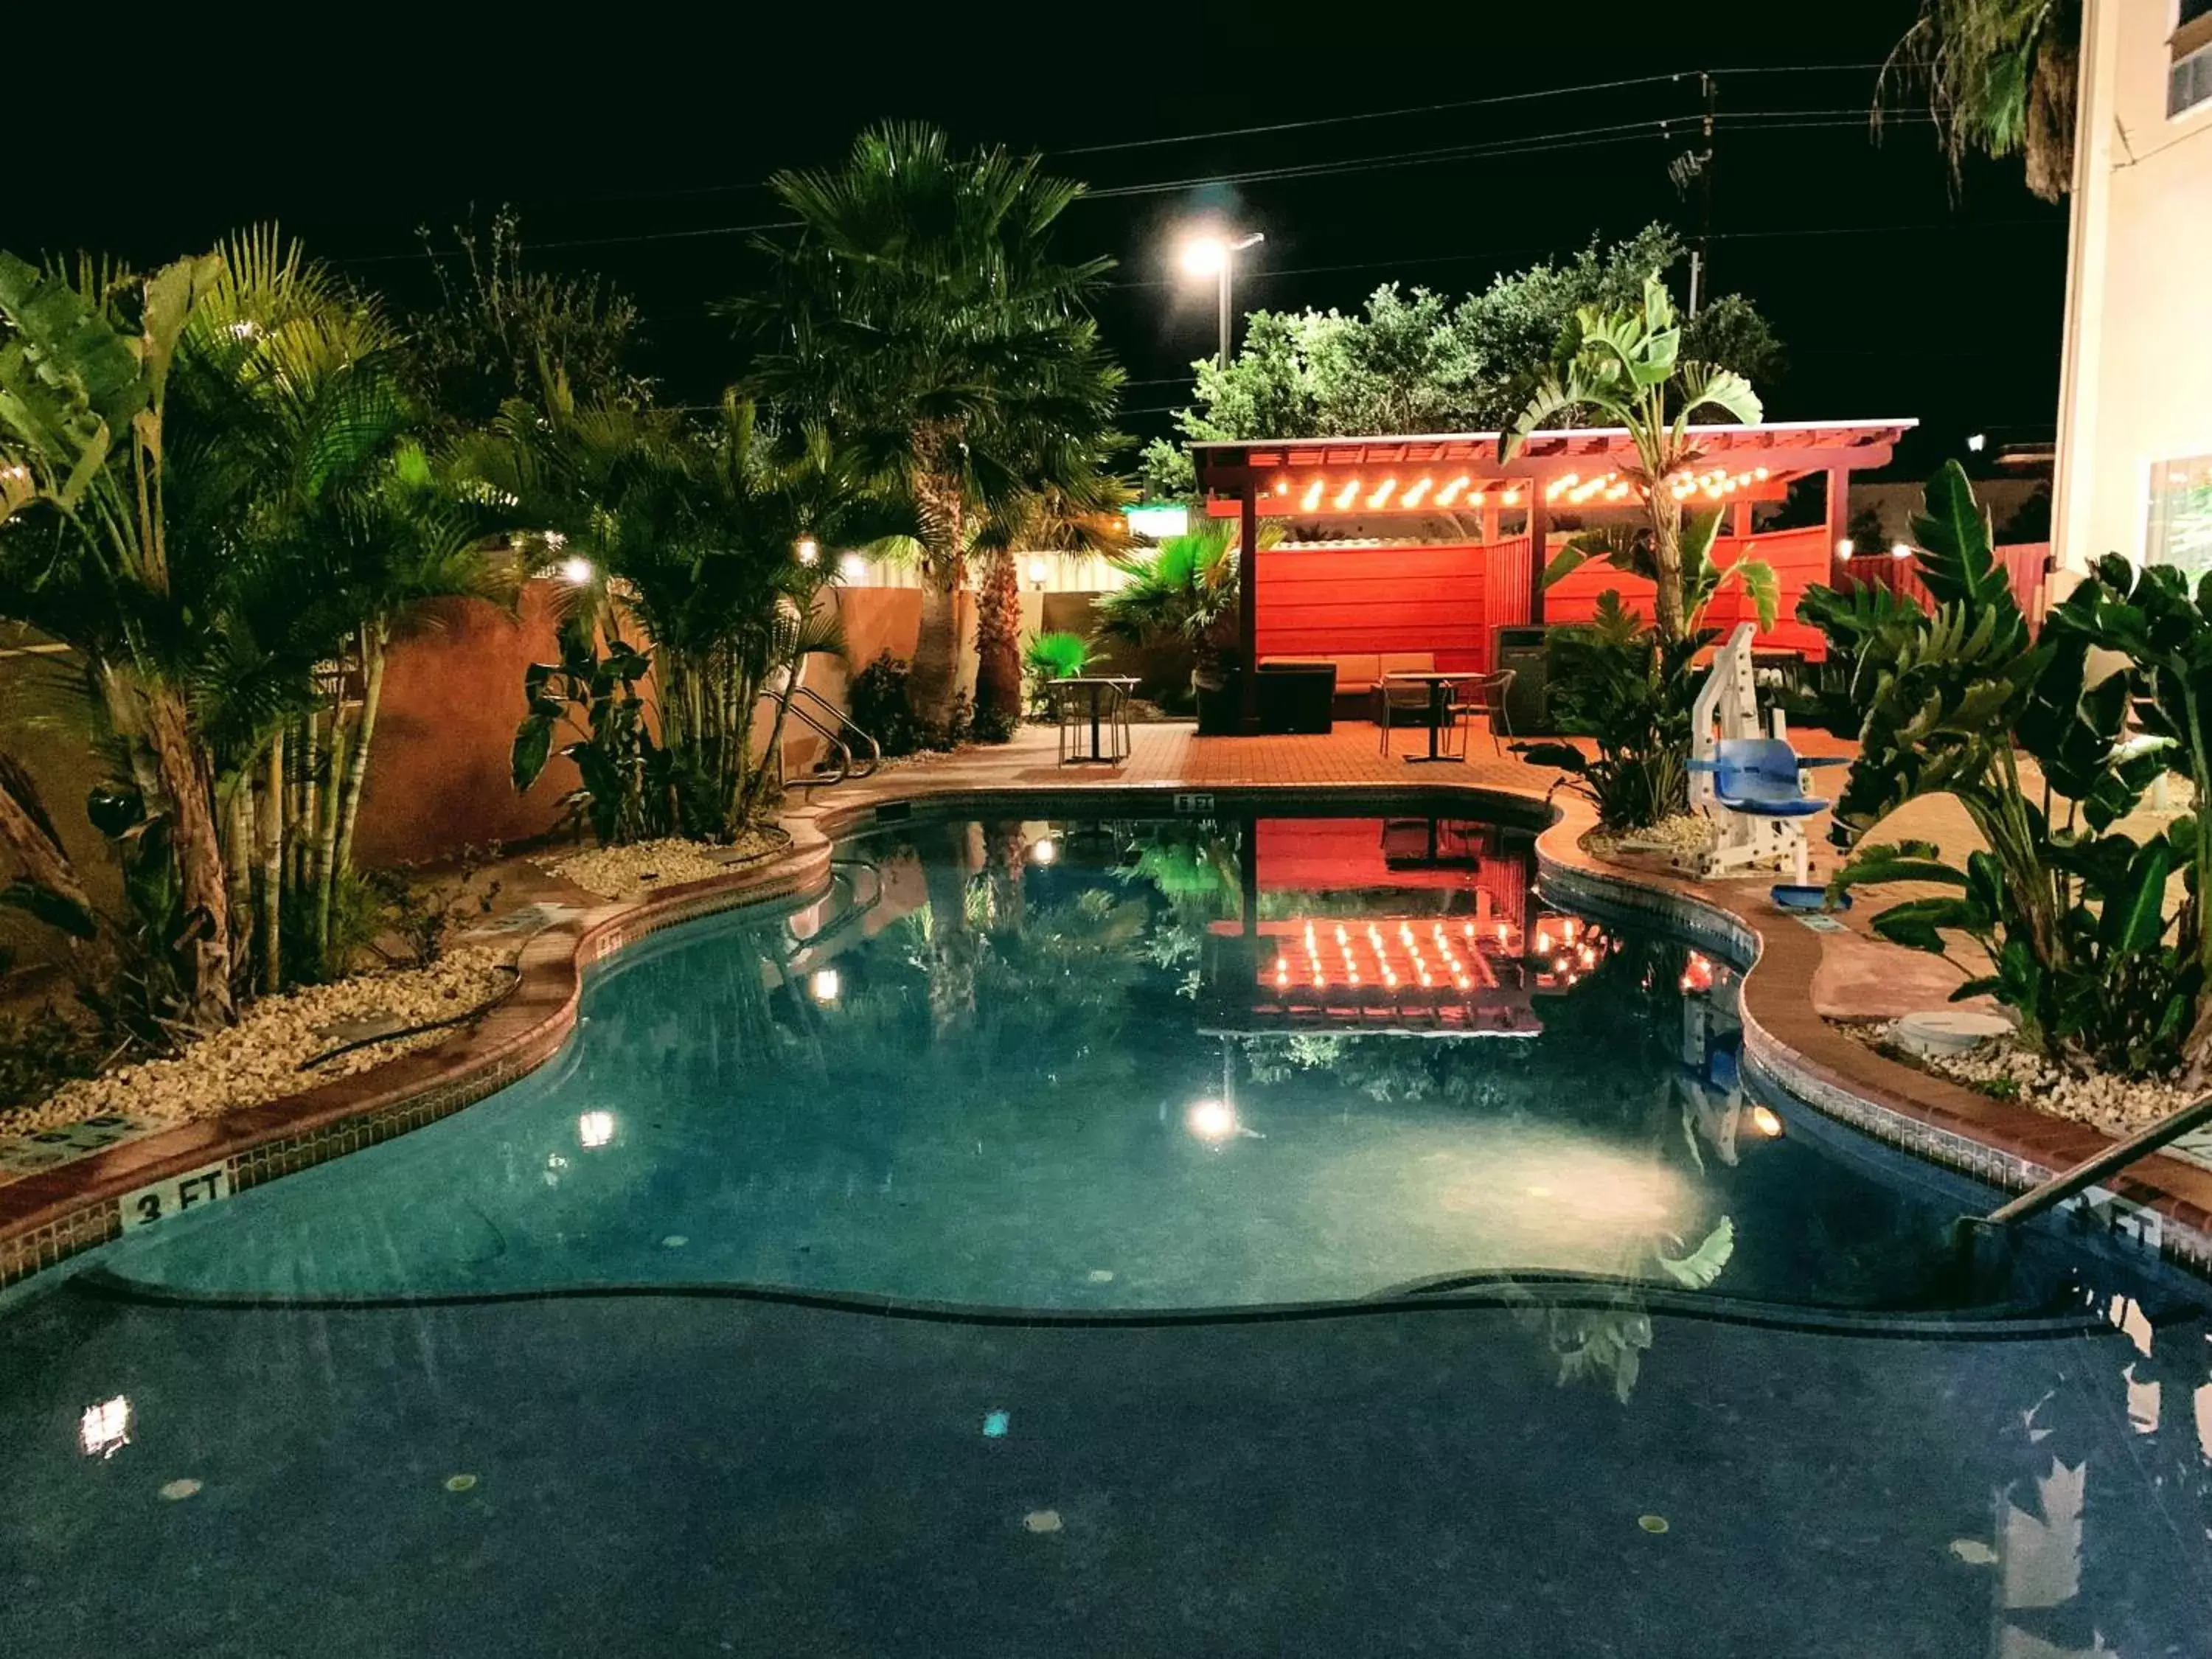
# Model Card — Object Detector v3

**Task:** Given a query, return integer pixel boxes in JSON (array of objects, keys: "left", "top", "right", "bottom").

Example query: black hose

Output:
[{"left": 295, "top": 964, "right": 523, "bottom": 1072}]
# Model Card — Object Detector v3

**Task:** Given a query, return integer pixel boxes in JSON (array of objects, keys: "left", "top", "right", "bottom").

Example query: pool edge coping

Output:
[{"left": 6, "top": 773, "right": 2210, "bottom": 1291}]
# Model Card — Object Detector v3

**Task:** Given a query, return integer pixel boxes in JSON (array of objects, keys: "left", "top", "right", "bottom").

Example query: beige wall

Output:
[{"left": 2053, "top": 0, "right": 2212, "bottom": 573}]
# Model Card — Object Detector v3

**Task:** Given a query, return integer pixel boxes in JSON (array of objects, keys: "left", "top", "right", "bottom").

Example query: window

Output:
[
  {"left": 2146, "top": 455, "right": 2212, "bottom": 574},
  {"left": 2177, "top": 0, "right": 2212, "bottom": 116}
]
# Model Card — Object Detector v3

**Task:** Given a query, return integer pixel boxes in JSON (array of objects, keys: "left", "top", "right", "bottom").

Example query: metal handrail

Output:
[
  {"left": 787, "top": 685, "right": 880, "bottom": 779},
  {"left": 779, "top": 698, "right": 857, "bottom": 788},
  {"left": 1975, "top": 1090, "right": 2212, "bottom": 1229}
]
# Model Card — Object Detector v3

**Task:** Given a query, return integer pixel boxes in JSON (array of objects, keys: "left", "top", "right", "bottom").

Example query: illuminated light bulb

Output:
[
  {"left": 1368, "top": 477, "right": 1398, "bottom": 509},
  {"left": 1835, "top": 538, "right": 1856, "bottom": 559},
  {"left": 1496, "top": 922, "right": 1510, "bottom": 944},
  {"left": 1455, "top": 975, "right": 1471, "bottom": 991},
  {"left": 1463, "top": 922, "right": 1475, "bottom": 938},
  {"left": 1471, "top": 489, "right": 1487, "bottom": 506},
  {"left": 1348, "top": 972, "right": 1360, "bottom": 986},
  {"left": 578, "top": 1110, "right": 616, "bottom": 1148},
  {"left": 838, "top": 552, "right": 869, "bottom": 583},
  {"left": 796, "top": 537, "right": 820, "bottom": 566},
  {"left": 559, "top": 555, "right": 595, "bottom": 585},
  {"left": 1554, "top": 956, "right": 1570, "bottom": 973},
  {"left": 1401, "top": 476, "right": 1432, "bottom": 509},
  {"left": 1436, "top": 476, "right": 1468, "bottom": 507},
  {"left": 1302, "top": 476, "right": 1325, "bottom": 511},
  {"left": 1032, "top": 838, "right": 1058, "bottom": 865},
  {"left": 1535, "top": 930, "right": 1552, "bottom": 953},
  {"left": 1749, "top": 1104, "right": 1784, "bottom": 1138},
  {"left": 1501, "top": 489, "right": 1520, "bottom": 506},
  {"left": 1891, "top": 543, "right": 1912, "bottom": 560},
  {"left": 1334, "top": 478, "right": 1361, "bottom": 510},
  {"left": 1753, "top": 466, "right": 1770, "bottom": 481},
  {"left": 1606, "top": 483, "right": 1630, "bottom": 501},
  {"left": 1335, "top": 925, "right": 1349, "bottom": 942},
  {"left": 808, "top": 967, "right": 841, "bottom": 1004},
  {"left": 1187, "top": 1099, "right": 1237, "bottom": 1141},
  {"left": 1274, "top": 476, "right": 1290, "bottom": 495}
]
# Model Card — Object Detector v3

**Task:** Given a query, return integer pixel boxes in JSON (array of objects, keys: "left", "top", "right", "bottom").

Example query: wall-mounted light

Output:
[
  {"left": 796, "top": 538, "right": 820, "bottom": 566},
  {"left": 1891, "top": 543, "right": 1912, "bottom": 560},
  {"left": 559, "top": 555, "right": 595, "bottom": 585},
  {"left": 1026, "top": 556, "right": 1050, "bottom": 591},
  {"left": 1835, "top": 538, "right": 1855, "bottom": 558}
]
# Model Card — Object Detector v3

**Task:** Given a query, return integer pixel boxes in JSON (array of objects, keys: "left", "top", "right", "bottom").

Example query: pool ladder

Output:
[
  {"left": 775, "top": 686, "right": 881, "bottom": 790},
  {"left": 1969, "top": 1089, "right": 2212, "bottom": 1232}
]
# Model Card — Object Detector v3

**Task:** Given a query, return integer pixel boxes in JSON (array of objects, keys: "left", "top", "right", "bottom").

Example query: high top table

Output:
[{"left": 1051, "top": 675, "right": 1140, "bottom": 764}]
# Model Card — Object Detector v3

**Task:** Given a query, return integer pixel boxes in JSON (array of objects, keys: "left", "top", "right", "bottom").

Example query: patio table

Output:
[
  {"left": 1051, "top": 675, "right": 1139, "bottom": 765},
  {"left": 1382, "top": 671, "right": 1493, "bottom": 764}
]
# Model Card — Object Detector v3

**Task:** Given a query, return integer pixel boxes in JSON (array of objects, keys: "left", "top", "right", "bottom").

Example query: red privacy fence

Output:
[
  {"left": 1840, "top": 543, "right": 2053, "bottom": 632},
  {"left": 1540, "top": 524, "right": 1835, "bottom": 658}
]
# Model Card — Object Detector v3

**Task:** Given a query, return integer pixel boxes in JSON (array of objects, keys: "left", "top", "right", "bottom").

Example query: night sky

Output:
[{"left": 9, "top": 4, "right": 2064, "bottom": 481}]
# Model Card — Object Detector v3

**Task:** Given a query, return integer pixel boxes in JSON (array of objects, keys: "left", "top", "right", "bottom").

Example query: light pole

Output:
[{"left": 1180, "top": 231, "right": 1264, "bottom": 370}]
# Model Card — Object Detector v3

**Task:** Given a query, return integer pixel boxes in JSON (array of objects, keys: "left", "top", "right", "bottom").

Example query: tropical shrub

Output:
[
  {"left": 1093, "top": 529, "right": 1242, "bottom": 692},
  {"left": 847, "top": 653, "right": 928, "bottom": 759},
  {"left": 1514, "top": 594, "right": 1705, "bottom": 831},
  {"left": 512, "top": 619, "right": 672, "bottom": 846},
  {"left": 1820, "top": 463, "right": 2194, "bottom": 1078},
  {"left": 1023, "top": 630, "right": 1091, "bottom": 715},
  {"left": 1500, "top": 276, "right": 1764, "bottom": 645}
]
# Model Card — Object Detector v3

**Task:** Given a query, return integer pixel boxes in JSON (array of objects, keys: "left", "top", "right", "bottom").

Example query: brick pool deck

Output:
[{"left": 7, "top": 719, "right": 2211, "bottom": 1288}]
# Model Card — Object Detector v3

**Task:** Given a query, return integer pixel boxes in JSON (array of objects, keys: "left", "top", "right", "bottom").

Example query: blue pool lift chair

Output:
[{"left": 1687, "top": 625, "right": 1848, "bottom": 886}]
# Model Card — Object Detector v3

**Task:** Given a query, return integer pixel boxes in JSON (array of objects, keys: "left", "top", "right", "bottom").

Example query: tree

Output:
[
  {"left": 482, "top": 382, "right": 900, "bottom": 842},
  {"left": 1139, "top": 225, "right": 1782, "bottom": 500},
  {"left": 1500, "top": 276, "right": 1764, "bottom": 644},
  {"left": 0, "top": 250, "right": 238, "bottom": 1026},
  {"left": 410, "top": 207, "right": 652, "bottom": 428},
  {"left": 737, "top": 124, "right": 1125, "bottom": 740},
  {"left": 1878, "top": 0, "right": 2082, "bottom": 203}
]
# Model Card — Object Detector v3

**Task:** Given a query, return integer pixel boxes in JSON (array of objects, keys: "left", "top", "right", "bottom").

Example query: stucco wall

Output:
[{"left": 2054, "top": 0, "right": 2212, "bottom": 573}]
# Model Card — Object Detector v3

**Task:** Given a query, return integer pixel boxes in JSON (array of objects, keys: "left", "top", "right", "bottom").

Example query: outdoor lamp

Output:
[
  {"left": 1178, "top": 229, "right": 1265, "bottom": 370},
  {"left": 1027, "top": 556, "right": 1049, "bottom": 591}
]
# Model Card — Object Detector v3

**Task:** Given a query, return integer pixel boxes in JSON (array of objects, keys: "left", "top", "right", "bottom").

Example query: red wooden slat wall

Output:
[
  {"left": 1253, "top": 540, "right": 1526, "bottom": 672},
  {"left": 1540, "top": 524, "right": 1835, "bottom": 657}
]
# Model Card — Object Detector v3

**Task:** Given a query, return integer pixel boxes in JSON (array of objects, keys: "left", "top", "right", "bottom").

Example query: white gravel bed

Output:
[
  {"left": 1585, "top": 815, "right": 1714, "bottom": 862},
  {"left": 0, "top": 943, "right": 517, "bottom": 1141},
  {"left": 1843, "top": 1021, "right": 2194, "bottom": 1138},
  {"left": 539, "top": 830, "right": 781, "bottom": 900}
]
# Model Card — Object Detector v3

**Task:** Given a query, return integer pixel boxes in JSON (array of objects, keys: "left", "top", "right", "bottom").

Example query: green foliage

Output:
[
  {"left": 1515, "top": 594, "right": 1706, "bottom": 831},
  {"left": 1541, "top": 507, "right": 1779, "bottom": 634},
  {"left": 1879, "top": 0, "right": 2081, "bottom": 202},
  {"left": 1823, "top": 462, "right": 2199, "bottom": 1077},
  {"left": 847, "top": 653, "right": 929, "bottom": 758},
  {"left": 410, "top": 206, "right": 651, "bottom": 428},
  {"left": 514, "top": 622, "right": 672, "bottom": 846},
  {"left": 1502, "top": 276, "right": 1764, "bottom": 645},
  {"left": 1790, "top": 575, "right": 1929, "bottom": 731},
  {"left": 1022, "top": 630, "right": 1091, "bottom": 715},
  {"left": 1140, "top": 225, "right": 1781, "bottom": 501},
  {"left": 1093, "top": 527, "right": 1242, "bottom": 687}
]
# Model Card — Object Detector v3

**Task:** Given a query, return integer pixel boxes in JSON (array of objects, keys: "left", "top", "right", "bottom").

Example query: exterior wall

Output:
[{"left": 2053, "top": 0, "right": 2212, "bottom": 574}]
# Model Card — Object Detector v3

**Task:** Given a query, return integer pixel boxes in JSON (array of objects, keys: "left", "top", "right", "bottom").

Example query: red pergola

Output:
[{"left": 1191, "top": 420, "right": 1916, "bottom": 732}]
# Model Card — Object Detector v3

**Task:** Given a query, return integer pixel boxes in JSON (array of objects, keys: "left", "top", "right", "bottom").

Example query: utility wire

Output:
[{"left": 334, "top": 105, "right": 1924, "bottom": 268}]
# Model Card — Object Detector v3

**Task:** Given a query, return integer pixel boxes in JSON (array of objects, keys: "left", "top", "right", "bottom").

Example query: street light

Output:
[{"left": 1180, "top": 230, "right": 1264, "bottom": 370}]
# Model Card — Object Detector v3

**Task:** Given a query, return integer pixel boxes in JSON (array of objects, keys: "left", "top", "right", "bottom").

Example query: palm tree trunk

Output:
[
  {"left": 142, "top": 681, "right": 234, "bottom": 1026},
  {"left": 331, "top": 625, "right": 387, "bottom": 885},
  {"left": 973, "top": 549, "right": 1023, "bottom": 740},
  {"left": 0, "top": 753, "right": 92, "bottom": 917},
  {"left": 225, "top": 775, "right": 255, "bottom": 973},
  {"left": 312, "top": 714, "right": 348, "bottom": 967},
  {"left": 1649, "top": 498, "right": 1687, "bottom": 644},
  {"left": 260, "top": 732, "right": 284, "bottom": 993},
  {"left": 909, "top": 463, "right": 967, "bottom": 740}
]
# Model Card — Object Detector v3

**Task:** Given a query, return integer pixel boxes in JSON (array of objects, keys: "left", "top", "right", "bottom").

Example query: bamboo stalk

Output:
[
  {"left": 261, "top": 731, "right": 284, "bottom": 992},
  {"left": 332, "top": 625, "right": 386, "bottom": 883}
]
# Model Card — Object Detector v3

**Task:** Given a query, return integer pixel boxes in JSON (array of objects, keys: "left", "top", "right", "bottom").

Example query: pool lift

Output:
[{"left": 1686, "top": 624, "right": 1847, "bottom": 887}]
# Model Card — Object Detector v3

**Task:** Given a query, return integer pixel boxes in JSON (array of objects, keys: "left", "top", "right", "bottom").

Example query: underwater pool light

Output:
[
  {"left": 809, "top": 967, "right": 841, "bottom": 1004},
  {"left": 1186, "top": 1099, "right": 1237, "bottom": 1142},
  {"left": 1749, "top": 1105, "right": 1784, "bottom": 1138},
  {"left": 78, "top": 1396, "right": 131, "bottom": 1459},
  {"left": 577, "top": 1110, "right": 616, "bottom": 1149},
  {"left": 1031, "top": 838, "right": 1059, "bottom": 866}
]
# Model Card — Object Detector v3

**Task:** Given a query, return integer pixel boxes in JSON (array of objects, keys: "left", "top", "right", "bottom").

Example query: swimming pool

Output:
[{"left": 4, "top": 806, "right": 2210, "bottom": 1656}]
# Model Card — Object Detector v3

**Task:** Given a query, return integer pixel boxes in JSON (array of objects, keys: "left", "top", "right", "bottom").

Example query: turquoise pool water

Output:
[
  {"left": 107, "top": 812, "right": 2000, "bottom": 1313},
  {"left": 4, "top": 807, "right": 2209, "bottom": 1657}
]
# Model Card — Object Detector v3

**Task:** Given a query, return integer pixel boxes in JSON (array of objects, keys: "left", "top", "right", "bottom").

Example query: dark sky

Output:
[{"left": 9, "top": 4, "right": 2064, "bottom": 480}]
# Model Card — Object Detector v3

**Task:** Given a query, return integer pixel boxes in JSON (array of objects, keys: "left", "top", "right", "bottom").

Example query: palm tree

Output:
[
  {"left": 970, "top": 470, "right": 1131, "bottom": 730},
  {"left": 1093, "top": 526, "right": 1247, "bottom": 693},
  {"left": 737, "top": 123, "right": 1125, "bottom": 740},
  {"left": 0, "top": 249, "right": 239, "bottom": 1026},
  {"left": 1500, "top": 276, "right": 1763, "bottom": 645},
  {"left": 476, "top": 380, "right": 899, "bottom": 841},
  {"left": 1879, "top": 0, "right": 2082, "bottom": 204}
]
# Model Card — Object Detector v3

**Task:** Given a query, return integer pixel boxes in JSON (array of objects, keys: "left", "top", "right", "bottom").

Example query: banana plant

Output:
[
  {"left": 512, "top": 618, "right": 673, "bottom": 847},
  {"left": 1539, "top": 504, "right": 1780, "bottom": 634},
  {"left": 1500, "top": 275, "right": 1763, "bottom": 644},
  {"left": 1824, "top": 463, "right": 2192, "bottom": 1074}
]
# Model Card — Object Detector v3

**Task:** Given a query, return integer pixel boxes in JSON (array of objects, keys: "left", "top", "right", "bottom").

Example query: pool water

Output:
[{"left": 4, "top": 808, "right": 2211, "bottom": 1657}]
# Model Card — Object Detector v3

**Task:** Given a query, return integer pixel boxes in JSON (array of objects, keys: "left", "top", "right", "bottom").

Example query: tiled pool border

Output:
[{"left": 7, "top": 777, "right": 2211, "bottom": 1290}]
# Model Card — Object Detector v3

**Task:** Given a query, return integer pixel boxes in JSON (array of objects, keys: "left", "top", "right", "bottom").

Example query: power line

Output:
[{"left": 334, "top": 105, "right": 1927, "bottom": 268}]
